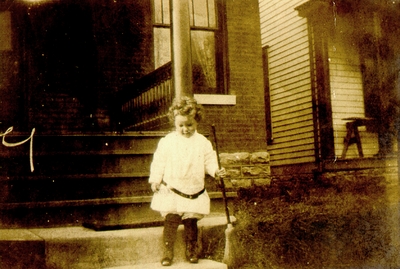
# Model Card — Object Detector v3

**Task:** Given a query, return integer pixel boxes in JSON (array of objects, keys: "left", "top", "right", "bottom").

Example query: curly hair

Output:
[{"left": 168, "top": 96, "right": 204, "bottom": 123}]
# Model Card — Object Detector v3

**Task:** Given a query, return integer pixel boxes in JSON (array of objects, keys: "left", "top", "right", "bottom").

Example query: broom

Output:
[{"left": 211, "top": 125, "right": 236, "bottom": 267}]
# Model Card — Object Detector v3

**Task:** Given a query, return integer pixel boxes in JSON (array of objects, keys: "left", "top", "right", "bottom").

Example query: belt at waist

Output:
[{"left": 161, "top": 180, "right": 205, "bottom": 199}]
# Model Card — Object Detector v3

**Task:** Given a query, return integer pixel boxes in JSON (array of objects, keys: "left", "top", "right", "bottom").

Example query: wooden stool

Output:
[{"left": 341, "top": 117, "right": 375, "bottom": 159}]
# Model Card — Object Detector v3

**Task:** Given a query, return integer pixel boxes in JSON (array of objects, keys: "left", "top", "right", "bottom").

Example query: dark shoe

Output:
[
  {"left": 161, "top": 241, "right": 174, "bottom": 266},
  {"left": 187, "top": 253, "right": 199, "bottom": 264},
  {"left": 161, "top": 257, "right": 172, "bottom": 266},
  {"left": 185, "top": 240, "right": 198, "bottom": 263}
]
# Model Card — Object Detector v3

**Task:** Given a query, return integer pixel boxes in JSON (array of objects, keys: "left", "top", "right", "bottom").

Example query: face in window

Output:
[{"left": 174, "top": 115, "right": 198, "bottom": 138}]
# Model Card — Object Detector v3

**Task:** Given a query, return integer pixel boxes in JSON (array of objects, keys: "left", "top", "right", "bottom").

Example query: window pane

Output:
[
  {"left": 153, "top": 0, "right": 170, "bottom": 24},
  {"left": 154, "top": 0, "right": 216, "bottom": 28},
  {"left": 189, "top": 0, "right": 194, "bottom": 26},
  {"left": 154, "top": 29, "right": 217, "bottom": 93},
  {"left": 154, "top": 28, "right": 171, "bottom": 68},
  {"left": 192, "top": 0, "right": 208, "bottom": 27},
  {"left": 162, "top": 0, "right": 170, "bottom": 24},
  {"left": 153, "top": 0, "right": 162, "bottom": 24},
  {"left": 191, "top": 31, "right": 216, "bottom": 93},
  {"left": 208, "top": 0, "right": 216, "bottom": 28}
]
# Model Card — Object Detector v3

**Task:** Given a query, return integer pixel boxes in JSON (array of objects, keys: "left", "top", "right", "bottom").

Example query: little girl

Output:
[{"left": 149, "top": 96, "right": 226, "bottom": 266}]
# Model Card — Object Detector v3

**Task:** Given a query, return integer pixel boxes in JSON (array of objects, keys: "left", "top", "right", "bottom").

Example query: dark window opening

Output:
[{"left": 262, "top": 46, "right": 273, "bottom": 145}]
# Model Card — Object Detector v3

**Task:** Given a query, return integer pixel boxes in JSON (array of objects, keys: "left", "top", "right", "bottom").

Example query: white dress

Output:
[{"left": 149, "top": 131, "right": 219, "bottom": 215}]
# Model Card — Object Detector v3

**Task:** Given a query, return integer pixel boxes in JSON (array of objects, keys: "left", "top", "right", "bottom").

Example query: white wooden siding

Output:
[
  {"left": 328, "top": 19, "right": 379, "bottom": 158},
  {"left": 259, "top": 0, "right": 315, "bottom": 166}
]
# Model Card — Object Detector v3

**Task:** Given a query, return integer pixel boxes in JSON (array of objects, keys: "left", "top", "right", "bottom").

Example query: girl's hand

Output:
[
  {"left": 151, "top": 182, "right": 161, "bottom": 192},
  {"left": 215, "top": 167, "right": 226, "bottom": 179}
]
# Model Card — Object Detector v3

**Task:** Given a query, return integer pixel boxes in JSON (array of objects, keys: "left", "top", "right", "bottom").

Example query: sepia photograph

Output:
[{"left": 0, "top": 0, "right": 400, "bottom": 268}]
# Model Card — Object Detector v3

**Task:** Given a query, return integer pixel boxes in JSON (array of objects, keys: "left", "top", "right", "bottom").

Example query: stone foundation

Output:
[{"left": 219, "top": 151, "right": 271, "bottom": 189}]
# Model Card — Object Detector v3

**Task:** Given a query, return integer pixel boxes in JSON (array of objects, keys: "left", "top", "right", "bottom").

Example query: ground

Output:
[{"left": 228, "top": 175, "right": 397, "bottom": 269}]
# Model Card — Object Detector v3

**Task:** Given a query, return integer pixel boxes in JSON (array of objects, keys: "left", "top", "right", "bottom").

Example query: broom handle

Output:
[{"left": 211, "top": 125, "right": 231, "bottom": 225}]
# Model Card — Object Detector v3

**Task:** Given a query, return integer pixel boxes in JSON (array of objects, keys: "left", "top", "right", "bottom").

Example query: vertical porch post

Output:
[{"left": 170, "top": 0, "right": 193, "bottom": 99}]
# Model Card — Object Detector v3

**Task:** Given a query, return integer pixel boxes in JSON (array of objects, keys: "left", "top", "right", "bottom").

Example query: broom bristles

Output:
[{"left": 223, "top": 223, "right": 236, "bottom": 267}]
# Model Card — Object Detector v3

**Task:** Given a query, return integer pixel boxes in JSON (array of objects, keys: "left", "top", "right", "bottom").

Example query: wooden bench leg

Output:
[
  {"left": 353, "top": 125, "right": 364, "bottom": 157},
  {"left": 342, "top": 122, "right": 352, "bottom": 159},
  {"left": 341, "top": 121, "right": 364, "bottom": 159}
]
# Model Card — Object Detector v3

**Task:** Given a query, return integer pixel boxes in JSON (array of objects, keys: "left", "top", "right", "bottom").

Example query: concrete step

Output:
[
  {"left": 103, "top": 259, "right": 227, "bottom": 269},
  {"left": 0, "top": 192, "right": 236, "bottom": 228},
  {"left": 0, "top": 216, "right": 233, "bottom": 269}
]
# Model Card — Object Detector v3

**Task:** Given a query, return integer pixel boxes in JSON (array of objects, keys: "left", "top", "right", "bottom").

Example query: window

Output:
[{"left": 153, "top": 0, "right": 225, "bottom": 94}]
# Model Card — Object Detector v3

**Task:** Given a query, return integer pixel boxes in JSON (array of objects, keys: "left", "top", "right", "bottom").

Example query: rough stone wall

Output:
[{"left": 219, "top": 151, "right": 271, "bottom": 189}]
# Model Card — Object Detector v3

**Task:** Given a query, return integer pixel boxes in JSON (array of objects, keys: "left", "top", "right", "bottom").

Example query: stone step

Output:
[
  {"left": 103, "top": 259, "right": 227, "bottom": 269},
  {"left": 0, "top": 216, "right": 233, "bottom": 269}
]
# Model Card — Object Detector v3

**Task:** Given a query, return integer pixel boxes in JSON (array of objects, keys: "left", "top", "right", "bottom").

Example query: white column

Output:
[{"left": 170, "top": 0, "right": 193, "bottom": 99}]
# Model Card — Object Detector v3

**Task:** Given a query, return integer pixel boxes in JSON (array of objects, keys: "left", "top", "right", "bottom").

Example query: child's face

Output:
[{"left": 174, "top": 114, "right": 198, "bottom": 138}]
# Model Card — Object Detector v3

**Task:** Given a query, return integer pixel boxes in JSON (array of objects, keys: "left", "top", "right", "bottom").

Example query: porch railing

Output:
[{"left": 117, "top": 62, "right": 173, "bottom": 131}]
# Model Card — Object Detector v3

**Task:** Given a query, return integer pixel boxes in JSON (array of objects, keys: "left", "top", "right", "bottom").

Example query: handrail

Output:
[{"left": 117, "top": 62, "right": 173, "bottom": 131}]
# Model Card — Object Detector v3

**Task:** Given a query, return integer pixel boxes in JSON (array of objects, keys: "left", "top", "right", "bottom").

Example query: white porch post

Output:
[{"left": 170, "top": 0, "right": 193, "bottom": 99}]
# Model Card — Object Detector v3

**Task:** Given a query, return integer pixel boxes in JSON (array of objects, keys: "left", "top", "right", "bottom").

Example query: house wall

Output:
[
  {"left": 1, "top": 0, "right": 267, "bottom": 153},
  {"left": 258, "top": 0, "right": 316, "bottom": 166},
  {"left": 0, "top": 9, "right": 24, "bottom": 132},
  {"left": 1, "top": 1, "right": 154, "bottom": 134},
  {"left": 197, "top": 0, "right": 267, "bottom": 153},
  {"left": 327, "top": 16, "right": 379, "bottom": 158}
]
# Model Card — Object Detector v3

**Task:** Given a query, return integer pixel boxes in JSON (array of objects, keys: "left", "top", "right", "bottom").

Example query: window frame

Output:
[{"left": 151, "top": 0, "right": 228, "bottom": 95}]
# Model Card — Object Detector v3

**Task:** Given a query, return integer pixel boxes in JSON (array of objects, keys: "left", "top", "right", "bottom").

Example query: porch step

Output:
[
  {"left": 0, "top": 132, "right": 231, "bottom": 228},
  {"left": 104, "top": 259, "right": 227, "bottom": 269},
  {"left": 0, "top": 133, "right": 164, "bottom": 205},
  {"left": 0, "top": 216, "right": 233, "bottom": 269}
]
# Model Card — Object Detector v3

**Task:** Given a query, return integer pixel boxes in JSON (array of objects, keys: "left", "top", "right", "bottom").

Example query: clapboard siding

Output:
[
  {"left": 271, "top": 150, "right": 316, "bottom": 162},
  {"left": 272, "top": 126, "right": 315, "bottom": 140},
  {"left": 271, "top": 58, "right": 310, "bottom": 78},
  {"left": 262, "top": 32, "right": 310, "bottom": 60},
  {"left": 270, "top": 53, "right": 310, "bottom": 75},
  {"left": 274, "top": 124, "right": 314, "bottom": 139},
  {"left": 273, "top": 136, "right": 315, "bottom": 146},
  {"left": 269, "top": 70, "right": 311, "bottom": 89},
  {"left": 273, "top": 143, "right": 316, "bottom": 156},
  {"left": 273, "top": 97, "right": 312, "bottom": 114},
  {"left": 271, "top": 76, "right": 310, "bottom": 93},
  {"left": 272, "top": 91, "right": 311, "bottom": 107},
  {"left": 259, "top": 0, "right": 380, "bottom": 166},
  {"left": 275, "top": 121, "right": 312, "bottom": 133},
  {"left": 259, "top": 0, "right": 314, "bottom": 167},
  {"left": 273, "top": 108, "right": 312, "bottom": 126},
  {"left": 273, "top": 113, "right": 314, "bottom": 128},
  {"left": 263, "top": 19, "right": 308, "bottom": 45},
  {"left": 327, "top": 19, "right": 379, "bottom": 158},
  {"left": 272, "top": 84, "right": 311, "bottom": 99}
]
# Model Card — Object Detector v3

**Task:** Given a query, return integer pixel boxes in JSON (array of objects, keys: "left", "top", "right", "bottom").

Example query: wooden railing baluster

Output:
[{"left": 116, "top": 62, "right": 173, "bottom": 131}]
